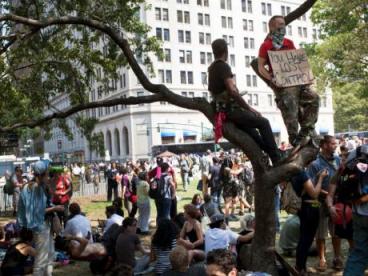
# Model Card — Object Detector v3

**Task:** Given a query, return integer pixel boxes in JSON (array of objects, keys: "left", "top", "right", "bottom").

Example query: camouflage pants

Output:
[{"left": 274, "top": 85, "right": 319, "bottom": 145}]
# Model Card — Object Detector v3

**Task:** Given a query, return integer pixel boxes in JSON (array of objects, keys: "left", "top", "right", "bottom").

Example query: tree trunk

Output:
[{"left": 250, "top": 175, "right": 278, "bottom": 274}]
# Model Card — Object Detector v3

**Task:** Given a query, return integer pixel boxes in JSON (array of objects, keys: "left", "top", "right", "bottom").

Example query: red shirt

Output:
[
  {"left": 53, "top": 176, "right": 70, "bottom": 204},
  {"left": 258, "top": 37, "right": 296, "bottom": 73}
]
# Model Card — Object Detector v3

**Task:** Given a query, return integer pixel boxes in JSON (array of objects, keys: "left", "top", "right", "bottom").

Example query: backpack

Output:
[
  {"left": 3, "top": 177, "right": 14, "bottom": 195},
  {"left": 149, "top": 174, "right": 169, "bottom": 200},
  {"left": 281, "top": 182, "right": 302, "bottom": 215}
]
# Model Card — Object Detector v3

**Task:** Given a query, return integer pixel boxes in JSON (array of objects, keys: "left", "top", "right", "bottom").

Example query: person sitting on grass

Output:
[
  {"left": 178, "top": 204, "right": 205, "bottom": 263},
  {"left": 205, "top": 214, "right": 254, "bottom": 255},
  {"left": 63, "top": 203, "right": 92, "bottom": 242},
  {"left": 115, "top": 217, "right": 150, "bottom": 273},
  {"left": 104, "top": 205, "right": 123, "bottom": 234},
  {"left": 162, "top": 246, "right": 206, "bottom": 276},
  {"left": 206, "top": 248, "right": 238, "bottom": 276},
  {"left": 151, "top": 218, "right": 179, "bottom": 275},
  {"left": 1, "top": 228, "right": 35, "bottom": 276}
]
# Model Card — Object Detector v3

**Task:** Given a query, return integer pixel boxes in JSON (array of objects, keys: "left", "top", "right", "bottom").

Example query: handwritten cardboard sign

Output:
[{"left": 268, "top": 49, "right": 314, "bottom": 88}]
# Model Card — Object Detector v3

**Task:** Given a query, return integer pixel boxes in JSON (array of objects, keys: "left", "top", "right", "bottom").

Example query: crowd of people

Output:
[{"left": 1, "top": 13, "right": 368, "bottom": 276}]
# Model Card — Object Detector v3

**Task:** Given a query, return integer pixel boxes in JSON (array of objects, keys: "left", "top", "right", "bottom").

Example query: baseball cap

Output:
[
  {"left": 33, "top": 160, "right": 49, "bottom": 175},
  {"left": 209, "top": 213, "right": 225, "bottom": 225}
]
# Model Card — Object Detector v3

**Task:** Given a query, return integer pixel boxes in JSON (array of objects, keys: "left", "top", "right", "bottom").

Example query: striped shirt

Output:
[{"left": 152, "top": 239, "right": 177, "bottom": 275}]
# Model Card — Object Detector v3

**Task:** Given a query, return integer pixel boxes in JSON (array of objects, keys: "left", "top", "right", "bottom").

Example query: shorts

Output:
[
  {"left": 315, "top": 204, "right": 331, "bottom": 240},
  {"left": 333, "top": 222, "right": 353, "bottom": 240}
]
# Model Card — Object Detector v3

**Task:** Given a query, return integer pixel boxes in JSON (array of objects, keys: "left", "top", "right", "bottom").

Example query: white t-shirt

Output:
[
  {"left": 64, "top": 214, "right": 93, "bottom": 242},
  {"left": 205, "top": 227, "right": 239, "bottom": 254},
  {"left": 104, "top": 213, "right": 124, "bottom": 233}
]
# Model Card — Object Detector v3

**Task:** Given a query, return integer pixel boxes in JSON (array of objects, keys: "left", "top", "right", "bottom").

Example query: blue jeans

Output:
[
  {"left": 156, "top": 198, "right": 171, "bottom": 223},
  {"left": 211, "top": 189, "right": 222, "bottom": 210},
  {"left": 344, "top": 213, "right": 368, "bottom": 276},
  {"left": 181, "top": 172, "right": 189, "bottom": 191},
  {"left": 137, "top": 200, "right": 150, "bottom": 232}
]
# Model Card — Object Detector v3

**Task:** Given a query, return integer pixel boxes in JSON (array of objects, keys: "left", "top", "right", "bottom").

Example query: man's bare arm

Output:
[{"left": 258, "top": 56, "right": 272, "bottom": 81}]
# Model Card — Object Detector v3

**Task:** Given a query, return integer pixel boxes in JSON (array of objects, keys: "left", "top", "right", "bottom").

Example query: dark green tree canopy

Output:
[{"left": 308, "top": 0, "right": 368, "bottom": 131}]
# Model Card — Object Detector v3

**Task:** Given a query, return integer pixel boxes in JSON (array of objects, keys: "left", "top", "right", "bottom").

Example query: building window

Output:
[
  {"left": 188, "top": 91, "right": 194, "bottom": 97},
  {"left": 163, "top": 8, "right": 169, "bottom": 21},
  {"left": 268, "top": 94, "right": 273, "bottom": 106},
  {"left": 184, "top": 11, "right": 190, "bottom": 23},
  {"left": 228, "top": 17, "right": 233, "bottom": 29},
  {"left": 155, "top": 8, "right": 161, "bottom": 20},
  {"left": 198, "top": 13, "right": 203, "bottom": 25},
  {"left": 180, "top": 71, "right": 187, "bottom": 84},
  {"left": 156, "top": 28, "right": 162, "bottom": 40},
  {"left": 119, "top": 73, "right": 126, "bottom": 88},
  {"left": 303, "top": 27, "right": 308, "bottom": 38},
  {"left": 246, "top": 75, "right": 251, "bottom": 87},
  {"left": 185, "top": 31, "right": 191, "bottom": 43},
  {"left": 281, "top": 6, "right": 286, "bottom": 16},
  {"left": 267, "top": 3, "right": 272, "bottom": 15},
  {"left": 204, "top": 14, "right": 210, "bottom": 26},
  {"left": 199, "top": 32, "right": 204, "bottom": 44},
  {"left": 221, "top": 16, "right": 227, "bottom": 28},
  {"left": 245, "top": 56, "right": 250, "bottom": 68},
  {"left": 178, "top": 30, "right": 184, "bottom": 42},
  {"left": 228, "top": 36, "right": 234, "bottom": 47},
  {"left": 312, "top": 28, "right": 317, "bottom": 40},
  {"left": 179, "top": 50, "right": 185, "bottom": 63},
  {"left": 188, "top": 71, "right": 193, "bottom": 84},
  {"left": 205, "top": 33, "right": 211, "bottom": 45},
  {"left": 163, "top": 48, "right": 171, "bottom": 62},
  {"left": 298, "top": 27, "right": 302, "bottom": 37},
  {"left": 250, "top": 38, "right": 255, "bottom": 49},
  {"left": 200, "top": 52, "right": 206, "bottom": 64},
  {"left": 202, "top": 92, "right": 208, "bottom": 101},
  {"left": 158, "top": 70, "right": 164, "bottom": 83},
  {"left": 244, "top": 37, "right": 249, "bottom": 49},
  {"left": 241, "top": 0, "right": 252, "bottom": 13},
  {"left": 186, "top": 50, "right": 192, "bottom": 63},
  {"left": 230, "top": 54, "right": 235, "bottom": 66},
  {"left": 181, "top": 91, "right": 187, "bottom": 97},
  {"left": 163, "top": 29, "right": 170, "bottom": 41},
  {"left": 207, "top": 52, "right": 213, "bottom": 64},
  {"left": 262, "top": 22, "right": 267, "bottom": 33},
  {"left": 201, "top": 72, "right": 207, "bottom": 85},
  {"left": 287, "top": 25, "right": 292, "bottom": 36},
  {"left": 261, "top": 2, "right": 266, "bottom": 15},
  {"left": 220, "top": 0, "right": 225, "bottom": 9},
  {"left": 252, "top": 75, "right": 257, "bottom": 87},
  {"left": 166, "top": 70, "right": 172, "bottom": 83},
  {"left": 243, "top": 19, "right": 254, "bottom": 32},
  {"left": 177, "top": 10, "right": 183, "bottom": 23}
]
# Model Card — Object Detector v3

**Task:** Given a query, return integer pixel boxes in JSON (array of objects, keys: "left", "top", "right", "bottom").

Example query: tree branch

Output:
[
  {"left": 284, "top": 0, "right": 318, "bottom": 25},
  {"left": 0, "top": 94, "right": 163, "bottom": 132}
]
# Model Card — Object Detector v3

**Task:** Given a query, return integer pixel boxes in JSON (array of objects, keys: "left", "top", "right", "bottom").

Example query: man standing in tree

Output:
[
  {"left": 258, "top": 16, "right": 320, "bottom": 148},
  {"left": 209, "top": 39, "right": 282, "bottom": 165}
]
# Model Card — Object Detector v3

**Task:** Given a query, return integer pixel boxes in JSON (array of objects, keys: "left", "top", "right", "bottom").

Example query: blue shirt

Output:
[
  {"left": 307, "top": 153, "right": 340, "bottom": 191},
  {"left": 17, "top": 183, "right": 48, "bottom": 232}
]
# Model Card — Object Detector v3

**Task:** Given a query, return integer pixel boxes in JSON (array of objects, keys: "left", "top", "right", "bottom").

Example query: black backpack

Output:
[
  {"left": 335, "top": 166, "right": 363, "bottom": 203},
  {"left": 149, "top": 174, "right": 169, "bottom": 200}
]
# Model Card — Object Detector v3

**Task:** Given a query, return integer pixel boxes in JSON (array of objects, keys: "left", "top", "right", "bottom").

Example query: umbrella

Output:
[{"left": 156, "top": 150, "right": 178, "bottom": 158}]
